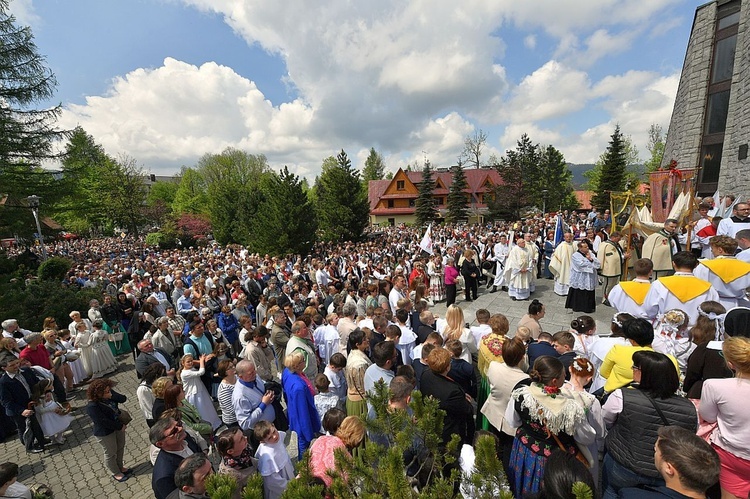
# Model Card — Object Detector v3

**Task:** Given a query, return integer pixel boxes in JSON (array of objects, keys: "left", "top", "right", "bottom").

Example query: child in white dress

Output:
[
  {"left": 34, "top": 379, "right": 73, "bottom": 444},
  {"left": 254, "top": 421, "right": 295, "bottom": 499},
  {"left": 60, "top": 329, "right": 87, "bottom": 384},
  {"left": 89, "top": 320, "right": 118, "bottom": 377},
  {"left": 74, "top": 321, "right": 95, "bottom": 377},
  {"left": 178, "top": 354, "right": 221, "bottom": 430}
]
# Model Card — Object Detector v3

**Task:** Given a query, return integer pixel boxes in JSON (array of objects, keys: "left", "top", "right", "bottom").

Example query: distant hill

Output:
[
  {"left": 567, "top": 163, "right": 595, "bottom": 189},
  {"left": 567, "top": 163, "right": 646, "bottom": 189}
]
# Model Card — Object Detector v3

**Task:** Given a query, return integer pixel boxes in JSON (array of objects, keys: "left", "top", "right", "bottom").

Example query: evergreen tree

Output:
[
  {"left": 251, "top": 166, "right": 317, "bottom": 255},
  {"left": 0, "top": 2, "right": 67, "bottom": 238},
  {"left": 361, "top": 147, "right": 386, "bottom": 183},
  {"left": 314, "top": 149, "right": 369, "bottom": 241},
  {"left": 446, "top": 163, "right": 469, "bottom": 223},
  {"left": 591, "top": 125, "right": 628, "bottom": 210},
  {"left": 537, "top": 145, "right": 575, "bottom": 213},
  {"left": 497, "top": 134, "right": 541, "bottom": 218},
  {"left": 415, "top": 159, "right": 437, "bottom": 227}
]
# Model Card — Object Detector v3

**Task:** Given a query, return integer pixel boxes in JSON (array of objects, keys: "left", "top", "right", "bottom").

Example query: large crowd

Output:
[{"left": 2, "top": 197, "right": 750, "bottom": 499}]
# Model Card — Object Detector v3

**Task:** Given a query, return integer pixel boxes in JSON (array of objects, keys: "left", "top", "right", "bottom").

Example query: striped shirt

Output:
[{"left": 217, "top": 381, "right": 237, "bottom": 425}]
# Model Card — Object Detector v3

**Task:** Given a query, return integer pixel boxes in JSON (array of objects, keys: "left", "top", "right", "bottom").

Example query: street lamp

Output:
[
  {"left": 26, "top": 195, "right": 47, "bottom": 261},
  {"left": 542, "top": 189, "right": 549, "bottom": 214}
]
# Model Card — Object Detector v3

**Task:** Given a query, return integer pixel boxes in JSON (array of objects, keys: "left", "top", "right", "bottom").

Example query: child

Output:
[
  {"left": 394, "top": 307, "right": 416, "bottom": 367},
  {"left": 469, "top": 309, "right": 492, "bottom": 348},
  {"left": 60, "top": 328, "right": 87, "bottom": 385},
  {"left": 254, "top": 420, "right": 295, "bottom": 499},
  {"left": 34, "top": 379, "right": 73, "bottom": 444},
  {"left": 324, "top": 353, "right": 347, "bottom": 404},
  {"left": 570, "top": 315, "right": 598, "bottom": 359},
  {"left": 313, "top": 374, "right": 340, "bottom": 424},
  {"left": 552, "top": 331, "right": 577, "bottom": 379},
  {"left": 445, "top": 339, "right": 476, "bottom": 398},
  {"left": 384, "top": 325, "right": 404, "bottom": 373},
  {"left": 90, "top": 319, "right": 118, "bottom": 376},
  {"left": 178, "top": 354, "right": 222, "bottom": 431},
  {"left": 652, "top": 308, "right": 693, "bottom": 372}
]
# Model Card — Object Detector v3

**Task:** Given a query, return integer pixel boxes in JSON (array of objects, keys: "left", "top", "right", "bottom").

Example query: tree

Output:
[
  {"left": 537, "top": 145, "right": 576, "bottom": 213},
  {"left": 251, "top": 166, "right": 317, "bottom": 255},
  {"left": 361, "top": 147, "right": 386, "bottom": 183},
  {"left": 0, "top": 2, "right": 67, "bottom": 238},
  {"left": 172, "top": 167, "right": 209, "bottom": 215},
  {"left": 644, "top": 123, "right": 666, "bottom": 173},
  {"left": 101, "top": 155, "right": 149, "bottom": 236},
  {"left": 0, "top": 1, "right": 66, "bottom": 172},
  {"left": 584, "top": 130, "right": 642, "bottom": 198},
  {"left": 446, "top": 163, "right": 469, "bottom": 223},
  {"left": 415, "top": 159, "right": 438, "bottom": 227},
  {"left": 146, "top": 180, "right": 179, "bottom": 208},
  {"left": 191, "top": 148, "right": 270, "bottom": 245},
  {"left": 496, "top": 134, "right": 541, "bottom": 218},
  {"left": 55, "top": 127, "right": 112, "bottom": 234},
  {"left": 462, "top": 129, "right": 488, "bottom": 169},
  {"left": 591, "top": 125, "right": 628, "bottom": 210},
  {"left": 314, "top": 149, "right": 369, "bottom": 241}
]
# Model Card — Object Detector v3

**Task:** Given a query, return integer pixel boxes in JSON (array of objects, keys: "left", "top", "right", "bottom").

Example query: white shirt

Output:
[
  {"left": 608, "top": 279, "right": 651, "bottom": 318},
  {"left": 642, "top": 272, "right": 720, "bottom": 327}
]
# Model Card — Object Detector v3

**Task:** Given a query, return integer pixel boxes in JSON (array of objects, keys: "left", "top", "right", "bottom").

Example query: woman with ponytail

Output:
[
  {"left": 700, "top": 336, "right": 750, "bottom": 499},
  {"left": 343, "top": 329, "right": 371, "bottom": 418},
  {"left": 504, "top": 355, "right": 594, "bottom": 497}
]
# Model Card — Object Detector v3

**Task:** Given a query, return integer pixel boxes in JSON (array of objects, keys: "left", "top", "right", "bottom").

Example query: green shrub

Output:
[
  {"left": 0, "top": 279, "right": 102, "bottom": 330},
  {"left": 145, "top": 232, "right": 164, "bottom": 247},
  {"left": 37, "top": 257, "right": 73, "bottom": 281}
]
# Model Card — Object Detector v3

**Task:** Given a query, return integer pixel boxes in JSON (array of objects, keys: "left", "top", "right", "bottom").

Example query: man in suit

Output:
[
  {"left": 135, "top": 339, "right": 175, "bottom": 378},
  {"left": 0, "top": 357, "right": 45, "bottom": 452},
  {"left": 149, "top": 416, "right": 202, "bottom": 499}
]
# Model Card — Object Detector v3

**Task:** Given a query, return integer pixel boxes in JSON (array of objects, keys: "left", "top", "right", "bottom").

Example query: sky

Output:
[{"left": 9, "top": 0, "right": 704, "bottom": 180}]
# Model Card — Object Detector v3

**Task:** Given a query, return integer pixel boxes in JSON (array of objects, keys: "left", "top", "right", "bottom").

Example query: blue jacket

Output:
[
  {"left": 85, "top": 389, "right": 127, "bottom": 436},
  {"left": 526, "top": 341, "right": 558, "bottom": 372},
  {"left": 282, "top": 368, "right": 321, "bottom": 459}
]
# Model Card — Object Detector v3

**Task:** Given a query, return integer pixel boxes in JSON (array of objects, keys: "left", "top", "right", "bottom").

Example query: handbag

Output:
[
  {"left": 118, "top": 408, "right": 133, "bottom": 425},
  {"left": 455, "top": 275, "right": 465, "bottom": 290},
  {"left": 65, "top": 351, "right": 80, "bottom": 362},
  {"left": 109, "top": 326, "right": 124, "bottom": 350}
]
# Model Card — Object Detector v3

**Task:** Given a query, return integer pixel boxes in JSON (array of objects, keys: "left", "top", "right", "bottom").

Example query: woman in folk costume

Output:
[
  {"left": 426, "top": 254, "right": 446, "bottom": 302},
  {"left": 504, "top": 235, "right": 533, "bottom": 301},
  {"left": 504, "top": 355, "right": 595, "bottom": 497}
]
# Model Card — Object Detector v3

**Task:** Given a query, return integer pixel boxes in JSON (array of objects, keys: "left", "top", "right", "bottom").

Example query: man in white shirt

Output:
[
  {"left": 736, "top": 229, "right": 750, "bottom": 263},
  {"left": 717, "top": 202, "right": 750, "bottom": 238},
  {"left": 388, "top": 275, "right": 407, "bottom": 314}
]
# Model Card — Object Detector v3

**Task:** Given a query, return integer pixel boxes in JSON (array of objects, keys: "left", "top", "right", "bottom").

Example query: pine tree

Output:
[
  {"left": 446, "top": 163, "right": 469, "bottom": 223},
  {"left": 314, "top": 149, "right": 369, "bottom": 241},
  {"left": 592, "top": 125, "right": 628, "bottom": 210},
  {"left": 361, "top": 147, "right": 386, "bottom": 183},
  {"left": 415, "top": 160, "right": 437, "bottom": 227},
  {"left": 538, "top": 145, "right": 575, "bottom": 213},
  {"left": 251, "top": 166, "right": 317, "bottom": 255},
  {"left": 497, "top": 134, "right": 541, "bottom": 218},
  {"left": 0, "top": 2, "right": 67, "bottom": 238}
]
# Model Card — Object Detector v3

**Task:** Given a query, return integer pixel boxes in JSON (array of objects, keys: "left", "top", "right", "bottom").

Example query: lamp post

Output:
[
  {"left": 542, "top": 189, "right": 549, "bottom": 214},
  {"left": 26, "top": 195, "right": 47, "bottom": 261}
]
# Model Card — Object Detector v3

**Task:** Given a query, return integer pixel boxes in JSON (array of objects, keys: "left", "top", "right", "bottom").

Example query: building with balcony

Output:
[{"left": 368, "top": 167, "right": 502, "bottom": 226}]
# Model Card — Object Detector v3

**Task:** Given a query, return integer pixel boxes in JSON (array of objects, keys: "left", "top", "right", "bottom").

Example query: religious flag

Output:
[
  {"left": 419, "top": 223, "right": 433, "bottom": 254},
  {"left": 553, "top": 215, "right": 565, "bottom": 247}
]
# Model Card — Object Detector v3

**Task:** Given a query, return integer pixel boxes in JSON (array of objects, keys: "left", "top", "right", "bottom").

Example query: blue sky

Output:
[{"left": 10, "top": 0, "right": 703, "bottom": 179}]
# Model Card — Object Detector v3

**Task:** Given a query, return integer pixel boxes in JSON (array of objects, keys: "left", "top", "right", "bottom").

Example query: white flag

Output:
[{"left": 419, "top": 224, "right": 433, "bottom": 254}]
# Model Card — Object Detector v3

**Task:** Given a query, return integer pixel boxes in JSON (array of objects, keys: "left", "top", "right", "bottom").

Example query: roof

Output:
[
  {"left": 405, "top": 167, "right": 501, "bottom": 194},
  {"left": 368, "top": 180, "right": 390, "bottom": 211},
  {"left": 575, "top": 190, "right": 593, "bottom": 210}
]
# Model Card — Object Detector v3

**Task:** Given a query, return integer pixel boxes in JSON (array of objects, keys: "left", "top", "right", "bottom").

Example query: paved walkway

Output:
[{"left": 3, "top": 278, "right": 616, "bottom": 498}]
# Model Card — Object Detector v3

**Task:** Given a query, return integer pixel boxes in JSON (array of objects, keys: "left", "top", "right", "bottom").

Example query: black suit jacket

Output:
[
  {"left": 152, "top": 434, "right": 202, "bottom": 499},
  {"left": 448, "top": 358, "right": 477, "bottom": 398},
  {"left": 0, "top": 368, "right": 38, "bottom": 416},
  {"left": 526, "top": 341, "right": 558, "bottom": 372},
  {"left": 420, "top": 370, "right": 474, "bottom": 446},
  {"left": 135, "top": 349, "right": 174, "bottom": 377}
]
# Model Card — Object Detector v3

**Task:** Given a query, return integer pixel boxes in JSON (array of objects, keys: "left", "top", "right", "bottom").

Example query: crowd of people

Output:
[{"left": 1, "top": 196, "right": 750, "bottom": 498}]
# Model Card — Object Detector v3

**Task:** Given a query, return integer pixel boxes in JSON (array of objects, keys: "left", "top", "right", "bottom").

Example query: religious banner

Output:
[{"left": 649, "top": 161, "right": 697, "bottom": 222}]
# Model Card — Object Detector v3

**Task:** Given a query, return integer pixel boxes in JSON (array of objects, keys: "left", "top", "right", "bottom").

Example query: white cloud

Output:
[
  {"left": 502, "top": 61, "right": 590, "bottom": 121},
  {"left": 8, "top": 0, "right": 39, "bottom": 27},
  {"left": 524, "top": 35, "right": 537, "bottom": 50}
]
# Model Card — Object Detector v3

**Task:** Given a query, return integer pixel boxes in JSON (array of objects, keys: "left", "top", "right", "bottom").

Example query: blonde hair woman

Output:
[
  {"left": 442, "top": 305, "right": 476, "bottom": 363},
  {"left": 700, "top": 336, "right": 750, "bottom": 499}
]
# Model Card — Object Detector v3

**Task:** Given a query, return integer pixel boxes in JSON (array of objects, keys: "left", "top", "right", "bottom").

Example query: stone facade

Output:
[
  {"left": 662, "top": 4, "right": 716, "bottom": 173},
  {"left": 663, "top": 0, "right": 750, "bottom": 197},
  {"left": 720, "top": 1, "right": 750, "bottom": 196}
]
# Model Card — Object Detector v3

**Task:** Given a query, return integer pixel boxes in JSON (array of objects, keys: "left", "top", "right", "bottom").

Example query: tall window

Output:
[{"left": 698, "top": 0, "right": 740, "bottom": 193}]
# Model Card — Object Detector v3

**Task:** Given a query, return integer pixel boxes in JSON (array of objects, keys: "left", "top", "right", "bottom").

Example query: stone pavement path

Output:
[{"left": 2, "top": 278, "right": 618, "bottom": 498}]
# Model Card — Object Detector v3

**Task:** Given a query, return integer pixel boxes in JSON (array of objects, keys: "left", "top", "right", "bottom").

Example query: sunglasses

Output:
[{"left": 166, "top": 421, "right": 183, "bottom": 438}]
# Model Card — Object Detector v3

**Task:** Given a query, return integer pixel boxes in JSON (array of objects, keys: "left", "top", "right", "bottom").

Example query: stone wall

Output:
[
  {"left": 662, "top": 3, "right": 716, "bottom": 170},
  {"left": 719, "top": 2, "right": 750, "bottom": 197}
]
